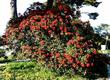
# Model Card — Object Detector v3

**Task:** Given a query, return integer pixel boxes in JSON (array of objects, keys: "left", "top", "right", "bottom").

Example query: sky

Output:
[
  {"left": 0, "top": 0, "right": 110, "bottom": 36},
  {"left": 80, "top": 0, "right": 110, "bottom": 26}
]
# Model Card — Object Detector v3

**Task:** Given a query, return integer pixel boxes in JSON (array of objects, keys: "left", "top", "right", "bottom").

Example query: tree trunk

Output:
[
  {"left": 10, "top": 0, "right": 18, "bottom": 19},
  {"left": 46, "top": 0, "right": 54, "bottom": 9}
]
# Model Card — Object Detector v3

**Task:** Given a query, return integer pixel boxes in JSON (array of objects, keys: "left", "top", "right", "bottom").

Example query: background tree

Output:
[
  {"left": 94, "top": 24, "right": 110, "bottom": 38},
  {"left": 10, "top": 0, "right": 18, "bottom": 19},
  {"left": 46, "top": 0, "right": 54, "bottom": 9},
  {"left": 94, "top": 24, "right": 110, "bottom": 49},
  {"left": 46, "top": 0, "right": 101, "bottom": 19}
]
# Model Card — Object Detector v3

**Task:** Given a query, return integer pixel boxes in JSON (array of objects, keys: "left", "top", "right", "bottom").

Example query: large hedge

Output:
[{"left": 4, "top": 2, "right": 98, "bottom": 76}]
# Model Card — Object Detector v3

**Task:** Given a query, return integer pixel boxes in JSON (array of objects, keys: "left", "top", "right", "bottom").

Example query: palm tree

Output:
[{"left": 10, "top": 0, "right": 18, "bottom": 19}]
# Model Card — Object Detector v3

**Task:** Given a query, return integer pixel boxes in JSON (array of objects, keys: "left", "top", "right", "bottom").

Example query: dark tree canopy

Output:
[
  {"left": 10, "top": 0, "right": 18, "bottom": 19},
  {"left": 46, "top": 0, "right": 100, "bottom": 19},
  {"left": 46, "top": 0, "right": 101, "bottom": 8}
]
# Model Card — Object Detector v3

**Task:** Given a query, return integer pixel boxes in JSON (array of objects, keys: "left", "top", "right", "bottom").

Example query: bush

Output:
[{"left": 4, "top": 2, "right": 98, "bottom": 76}]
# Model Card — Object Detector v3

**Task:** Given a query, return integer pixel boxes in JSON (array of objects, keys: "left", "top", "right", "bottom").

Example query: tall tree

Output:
[
  {"left": 10, "top": 0, "right": 18, "bottom": 19},
  {"left": 46, "top": 0, "right": 100, "bottom": 8},
  {"left": 46, "top": 0, "right": 54, "bottom": 9},
  {"left": 46, "top": 0, "right": 101, "bottom": 19}
]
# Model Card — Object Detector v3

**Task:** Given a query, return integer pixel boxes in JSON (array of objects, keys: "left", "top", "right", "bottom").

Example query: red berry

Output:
[
  {"left": 81, "top": 63, "right": 85, "bottom": 67},
  {"left": 40, "top": 40, "right": 45, "bottom": 46},
  {"left": 93, "top": 49, "right": 97, "bottom": 54},
  {"left": 55, "top": 53, "right": 60, "bottom": 58},
  {"left": 86, "top": 54, "right": 91, "bottom": 58},
  {"left": 86, "top": 63, "right": 90, "bottom": 68},
  {"left": 76, "top": 60, "right": 80, "bottom": 65},
  {"left": 75, "top": 53, "right": 79, "bottom": 58},
  {"left": 91, "top": 63, "right": 94, "bottom": 67}
]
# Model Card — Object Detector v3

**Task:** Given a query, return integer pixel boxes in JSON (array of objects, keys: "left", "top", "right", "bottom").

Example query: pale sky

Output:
[
  {"left": 80, "top": 0, "right": 110, "bottom": 27},
  {"left": 0, "top": 0, "right": 110, "bottom": 36}
]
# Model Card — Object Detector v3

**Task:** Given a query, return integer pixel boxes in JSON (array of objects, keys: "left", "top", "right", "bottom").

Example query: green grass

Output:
[
  {"left": 0, "top": 49, "right": 5, "bottom": 53},
  {"left": 0, "top": 61, "right": 86, "bottom": 80},
  {"left": 98, "top": 50, "right": 110, "bottom": 54},
  {"left": 0, "top": 55, "right": 14, "bottom": 63},
  {"left": 0, "top": 48, "right": 108, "bottom": 80}
]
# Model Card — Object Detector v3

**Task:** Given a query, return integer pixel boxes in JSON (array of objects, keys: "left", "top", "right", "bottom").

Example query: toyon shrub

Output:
[{"left": 4, "top": 2, "right": 98, "bottom": 76}]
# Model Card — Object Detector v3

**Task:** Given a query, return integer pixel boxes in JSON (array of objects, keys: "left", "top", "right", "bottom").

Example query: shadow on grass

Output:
[{"left": 0, "top": 59, "right": 15, "bottom": 63}]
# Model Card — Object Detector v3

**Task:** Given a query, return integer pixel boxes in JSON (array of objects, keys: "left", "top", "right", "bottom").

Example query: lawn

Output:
[
  {"left": 98, "top": 50, "right": 110, "bottom": 54},
  {"left": 0, "top": 49, "right": 87, "bottom": 80},
  {"left": 0, "top": 49, "right": 109, "bottom": 80},
  {"left": 0, "top": 61, "right": 86, "bottom": 80}
]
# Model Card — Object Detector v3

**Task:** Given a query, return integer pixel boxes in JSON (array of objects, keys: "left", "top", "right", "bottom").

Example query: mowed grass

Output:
[
  {"left": 0, "top": 61, "right": 85, "bottom": 80},
  {"left": 98, "top": 50, "right": 110, "bottom": 54}
]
